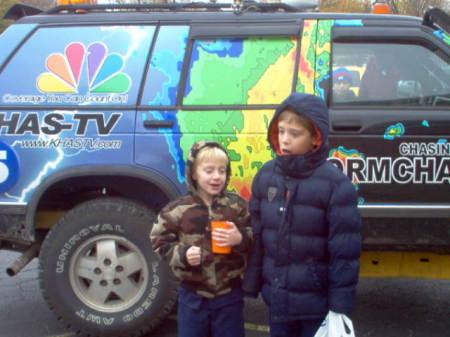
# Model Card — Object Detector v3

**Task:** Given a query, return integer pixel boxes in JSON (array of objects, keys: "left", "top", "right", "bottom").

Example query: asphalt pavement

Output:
[{"left": 1, "top": 250, "right": 449, "bottom": 337}]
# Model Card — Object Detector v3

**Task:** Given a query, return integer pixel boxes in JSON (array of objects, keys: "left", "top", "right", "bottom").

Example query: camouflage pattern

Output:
[{"left": 151, "top": 141, "right": 252, "bottom": 298}]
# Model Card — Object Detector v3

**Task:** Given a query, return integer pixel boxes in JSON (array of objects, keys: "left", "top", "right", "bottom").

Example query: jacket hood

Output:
[
  {"left": 268, "top": 93, "right": 330, "bottom": 177},
  {"left": 187, "top": 140, "right": 231, "bottom": 193}
]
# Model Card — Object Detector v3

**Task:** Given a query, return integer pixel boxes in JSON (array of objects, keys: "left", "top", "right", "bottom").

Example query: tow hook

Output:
[{"left": 6, "top": 242, "right": 40, "bottom": 277}]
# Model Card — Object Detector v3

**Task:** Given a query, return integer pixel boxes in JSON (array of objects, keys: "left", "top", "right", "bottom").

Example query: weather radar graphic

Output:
[
  {"left": 37, "top": 42, "right": 131, "bottom": 93},
  {"left": 384, "top": 123, "right": 405, "bottom": 140}
]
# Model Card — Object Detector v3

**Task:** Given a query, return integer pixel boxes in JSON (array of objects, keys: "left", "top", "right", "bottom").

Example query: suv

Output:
[{"left": 0, "top": 2, "right": 449, "bottom": 336}]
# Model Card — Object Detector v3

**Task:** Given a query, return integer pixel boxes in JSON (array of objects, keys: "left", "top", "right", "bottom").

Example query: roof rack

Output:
[
  {"left": 45, "top": 2, "right": 303, "bottom": 15},
  {"left": 423, "top": 7, "right": 450, "bottom": 34},
  {"left": 3, "top": 3, "right": 42, "bottom": 20}
]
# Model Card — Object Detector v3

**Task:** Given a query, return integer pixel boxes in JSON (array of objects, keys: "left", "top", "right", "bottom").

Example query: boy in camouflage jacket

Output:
[{"left": 151, "top": 141, "right": 252, "bottom": 337}]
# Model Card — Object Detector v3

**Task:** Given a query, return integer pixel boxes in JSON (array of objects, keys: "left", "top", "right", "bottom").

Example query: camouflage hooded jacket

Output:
[{"left": 150, "top": 141, "right": 252, "bottom": 298}]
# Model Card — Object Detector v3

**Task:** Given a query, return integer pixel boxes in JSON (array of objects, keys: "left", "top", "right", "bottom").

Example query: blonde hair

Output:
[{"left": 194, "top": 146, "right": 228, "bottom": 170}]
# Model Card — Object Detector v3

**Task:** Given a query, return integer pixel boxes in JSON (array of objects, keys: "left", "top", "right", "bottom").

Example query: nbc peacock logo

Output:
[{"left": 37, "top": 42, "right": 131, "bottom": 94}]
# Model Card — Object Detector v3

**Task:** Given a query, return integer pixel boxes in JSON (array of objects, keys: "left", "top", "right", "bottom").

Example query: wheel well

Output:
[{"left": 34, "top": 175, "right": 172, "bottom": 230}]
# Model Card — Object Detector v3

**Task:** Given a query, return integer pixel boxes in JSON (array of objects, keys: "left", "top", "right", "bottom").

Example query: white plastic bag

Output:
[
  {"left": 313, "top": 311, "right": 355, "bottom": 337},
  {"left": 312, "top": 313, "right": 329, "bottom": 337}
]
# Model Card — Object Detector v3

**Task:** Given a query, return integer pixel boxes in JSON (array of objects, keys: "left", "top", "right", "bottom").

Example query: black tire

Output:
[{"left": 39, "top": 198, "right": 176, "bottom": 337}]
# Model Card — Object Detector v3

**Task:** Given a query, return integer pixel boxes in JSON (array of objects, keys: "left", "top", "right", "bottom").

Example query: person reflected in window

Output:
[
  {"left": 359, "top": 55, "right": 402, "bottom": 102},
  {"left": 332, "top": 67, "right": 356, "bottom": 102}
]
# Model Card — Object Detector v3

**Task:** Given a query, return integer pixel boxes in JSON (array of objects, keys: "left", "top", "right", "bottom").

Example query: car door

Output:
[
  {"left": 329, "top": 25, "right": 450, "bottom": 218},
  {"left": 136, "top": 19, "right": 303, "bottom": 198}
]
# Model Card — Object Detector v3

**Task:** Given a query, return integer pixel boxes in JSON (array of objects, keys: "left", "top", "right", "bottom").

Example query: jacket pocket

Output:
[{"left": 307, "top": 259, "right": 327, "bottom": 291}]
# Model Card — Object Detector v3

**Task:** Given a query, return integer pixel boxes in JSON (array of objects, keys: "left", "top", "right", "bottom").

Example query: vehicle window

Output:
[
  {"left": 183, "top": 36, "right": 298, "bottom": 106},
  {"left": 0, "top": 24, "right": 37, "bottom": 67},
  {"left": 0, "top": 26, "right": 155, "bottom": 106},
  {"left": 141, "top": 25, "right": 189, "bottom": 106},
  {"left": 332, "top": 42, "right": 450, "bottom": 106}
]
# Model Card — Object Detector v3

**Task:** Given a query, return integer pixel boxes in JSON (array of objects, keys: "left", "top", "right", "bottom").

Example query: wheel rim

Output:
[{"left": 69, "top": 235, "right": 149, "bottom": 313}]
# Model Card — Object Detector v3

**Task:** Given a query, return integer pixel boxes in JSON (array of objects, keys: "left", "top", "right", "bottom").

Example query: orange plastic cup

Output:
[{"left": 211, "top": 221, "right": 232, "bottom": 254}]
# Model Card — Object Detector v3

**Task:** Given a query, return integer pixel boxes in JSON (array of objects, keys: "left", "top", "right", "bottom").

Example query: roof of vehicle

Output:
[
  {"left": 6, "top": 2, "right": 449, "bottom": 36},
  {"left": 9, "top": 3, "right": 424, "bottom": 26}
]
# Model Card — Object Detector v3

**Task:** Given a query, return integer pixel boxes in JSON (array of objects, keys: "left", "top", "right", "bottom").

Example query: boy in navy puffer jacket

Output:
[{"left": 243, "top": 92, "right": 362, "bottom": 337}]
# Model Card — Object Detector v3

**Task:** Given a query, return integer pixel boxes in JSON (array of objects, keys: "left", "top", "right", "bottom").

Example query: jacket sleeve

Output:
[
  {"left": 242, "top": 172, "right": 264, "bottom": 298},
  {"left": 327, "top": 177, "right": 362, "bottom": 314},
  {"left": 150, "top": 205, "right": 191, "bottom": 269},
  {"left": 233, "top": 196, "right": 253, "bottom": 253}
]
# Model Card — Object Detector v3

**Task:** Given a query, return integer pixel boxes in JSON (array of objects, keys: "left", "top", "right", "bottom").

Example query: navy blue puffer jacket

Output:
[{"left": 243, "top": 93, "right": 362, "bottom": 322}]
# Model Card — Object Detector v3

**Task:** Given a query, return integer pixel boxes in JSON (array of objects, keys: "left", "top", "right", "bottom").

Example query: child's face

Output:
[
  {"left": 193, "top": 159, "right": 227, "bottom": 198},
  {"left": 278, "top": 118, "right": 317, "bottom": 155},
  {"left": 333, "top": 80, "right": 351, "bottom": 94}
]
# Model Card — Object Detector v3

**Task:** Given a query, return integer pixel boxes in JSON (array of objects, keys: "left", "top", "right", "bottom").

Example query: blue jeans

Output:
[
  {"left": 269, "top": 318, "right": 325, "bottom": 337},
  {"left": 177, "top": 287, "right": 245, "bottom": 337}
]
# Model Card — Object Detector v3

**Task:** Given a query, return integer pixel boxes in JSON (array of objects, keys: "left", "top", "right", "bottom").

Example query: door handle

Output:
[
  {"left": 144, "top": 120, "right": 174, "bottom": 128},
  {"left": 332, "top": 121, "right": 362, "bottom": 132}
]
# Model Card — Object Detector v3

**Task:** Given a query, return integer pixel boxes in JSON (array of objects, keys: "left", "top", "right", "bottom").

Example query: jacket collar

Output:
[{"left": 275, "top": 142, "right": 328, "bottom": 178}]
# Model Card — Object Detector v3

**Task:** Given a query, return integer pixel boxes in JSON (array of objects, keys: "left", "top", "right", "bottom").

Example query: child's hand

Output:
[
  {"left": 186, "top": 246, "right": 201, "bottom": 266},
  {"left": 212, "top": 222, "right": 242, "bottom": 247}
]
